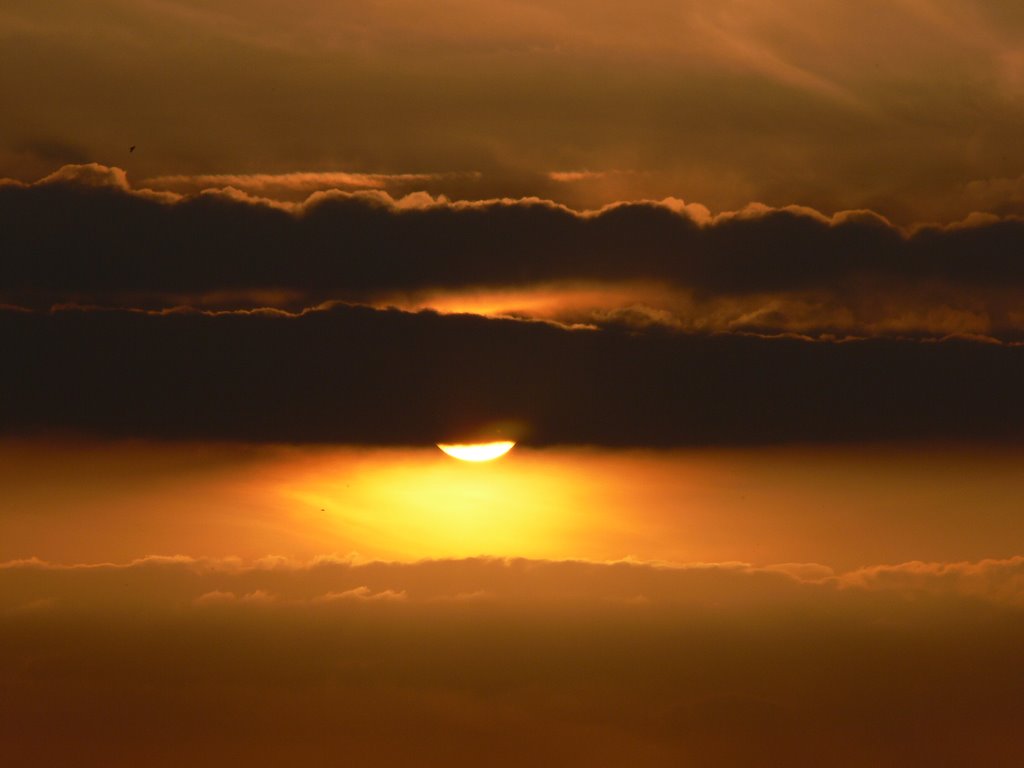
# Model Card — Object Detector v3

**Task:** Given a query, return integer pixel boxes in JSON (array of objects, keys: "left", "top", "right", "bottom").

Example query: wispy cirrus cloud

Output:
[{"left": 6, "top": 1, "right": 1024, "bottom": 220}]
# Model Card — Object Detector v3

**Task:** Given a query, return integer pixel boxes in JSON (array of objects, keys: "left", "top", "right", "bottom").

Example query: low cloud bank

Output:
[
  {"left": 2, "top": 554, "right": 1023, "bottom": 766},
  {"left": 4, "top": 553, "right": 1024, "bottom": 610}
]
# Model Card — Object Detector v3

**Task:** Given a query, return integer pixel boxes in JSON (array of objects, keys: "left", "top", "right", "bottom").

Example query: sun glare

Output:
[
  {"left": 437, "top": 441, "right": 516, "bottom": 462},
  {"left": 277, "top": 446, "right": 588, "bottom": 560}
]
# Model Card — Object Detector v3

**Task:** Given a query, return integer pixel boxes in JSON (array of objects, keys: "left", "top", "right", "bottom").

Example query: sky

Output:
[
  {"left": 3, "top": 2, "right": 1024, "bottom": 765},
  {"left": 4, "top": 0, "right": 1024, "bottom": 221}
]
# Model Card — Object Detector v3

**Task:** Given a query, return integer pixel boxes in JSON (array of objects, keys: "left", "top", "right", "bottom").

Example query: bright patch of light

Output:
[{"left": 437, "top": 441, "right": 516, "bottom": 462}]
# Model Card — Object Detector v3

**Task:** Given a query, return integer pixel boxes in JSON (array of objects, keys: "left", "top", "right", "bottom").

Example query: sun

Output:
[{"left": 436, "top": 441, "right": 516, "bottom": 462}]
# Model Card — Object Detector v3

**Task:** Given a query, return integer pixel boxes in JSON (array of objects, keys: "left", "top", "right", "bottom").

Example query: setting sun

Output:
[{"left": 436, "top": 440, "right": 515, "bottom": 462}]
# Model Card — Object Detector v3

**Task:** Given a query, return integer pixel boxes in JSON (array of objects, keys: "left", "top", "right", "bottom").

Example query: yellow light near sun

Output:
[
  {"left": 276, "top": 447, "right": 589, "bottom": 560},
  {"left": 437, "top": 441, "right": 515, "bottom": 462}
]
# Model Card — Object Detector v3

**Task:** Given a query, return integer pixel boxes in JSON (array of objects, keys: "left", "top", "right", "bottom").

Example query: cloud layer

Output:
[
  {"left": 5, "top": 1, "right": 1024, "bottom": 219},
  {"left": 3, "top": 554, "right": 1023, "bottom": 766},
  {"left": 4, "top": 303, "right": 1024, "bottom": 445},
  {"left": 6, "top": 552, "right": 1024, "bottom": 609},
  {"left": 5, "top": 165, "right": 1024, "bottom": 340},
  {"left": 5, "top": 168, "right": 1024, "bottom": 445}
]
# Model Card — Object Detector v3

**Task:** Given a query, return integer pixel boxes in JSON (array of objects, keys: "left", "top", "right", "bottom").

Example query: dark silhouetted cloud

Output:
[
  {"left": 2, "top": 303, "right": 1023, "bottom": 445},
  {"left": 4, "top": 166, "right": 1024, "bottom": 343}
]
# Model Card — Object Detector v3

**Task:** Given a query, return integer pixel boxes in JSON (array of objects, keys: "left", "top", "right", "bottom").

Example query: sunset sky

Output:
[{"left": 3, "top": 2, "right": 1024, "bottom": 765}]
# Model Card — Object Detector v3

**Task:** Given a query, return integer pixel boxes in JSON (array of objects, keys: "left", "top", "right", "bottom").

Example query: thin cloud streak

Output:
[
  {"left": 5, "top": 552, "right": 1024, "bottom": 607},
  {"left": 142, "top": 170, "right": 481, "bottom": 195}
]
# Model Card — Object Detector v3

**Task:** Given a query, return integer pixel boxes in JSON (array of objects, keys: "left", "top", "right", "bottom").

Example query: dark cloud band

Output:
[
  {"left": 3, "top": 166, "right": 1024, "bottom": 310},
  {"left": 3, "top": 304, "right": 1022, "bottom": 445}
]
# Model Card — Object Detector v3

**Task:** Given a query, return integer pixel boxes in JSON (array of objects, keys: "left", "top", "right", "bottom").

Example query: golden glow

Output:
[
  {"left": 7, "top": 441, "right": 1024, "bottom": 569},
  {"left": 374, "top": 281, "right": 674, "bottom": 323},
  {"left": 280, "top": 447, "right": 592, "bottom": 560},
  {"left": 437, "top": 441, "right": 515, "bottom": 462}
]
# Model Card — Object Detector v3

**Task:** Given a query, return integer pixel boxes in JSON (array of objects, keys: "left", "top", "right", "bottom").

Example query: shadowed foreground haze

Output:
[{"left": 3, "top": 556, "right": 1024, "bottom": 767}]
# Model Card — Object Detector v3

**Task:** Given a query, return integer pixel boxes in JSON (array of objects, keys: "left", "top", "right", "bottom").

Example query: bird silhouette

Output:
[{"left": 129, "top": 145, "right": 136, "bottom": 153}]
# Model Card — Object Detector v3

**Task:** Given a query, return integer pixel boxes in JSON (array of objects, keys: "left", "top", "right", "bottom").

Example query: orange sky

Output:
[
  {"left": 4, "top": 2, "right": 1024, "bottom": 763},
  {"left": 3, "top": 1, "right": 1024, "bottom": 222},
  {"left": 4, "top": 437, "right": 1024, "bottom": 765},
  {"left": 3, "top": 438, "right": 1023, "bottom": 570}
]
